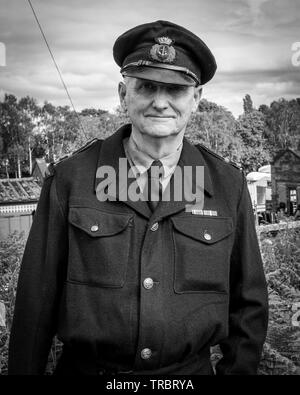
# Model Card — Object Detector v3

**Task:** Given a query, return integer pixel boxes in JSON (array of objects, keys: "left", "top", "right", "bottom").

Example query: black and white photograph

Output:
[{"left": 0, "top": 0, "right": 299, "bottom": 378}]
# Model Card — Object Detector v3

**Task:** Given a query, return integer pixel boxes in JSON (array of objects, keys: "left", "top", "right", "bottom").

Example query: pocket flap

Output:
[
  {"left": 68, "top": 207, "right": 133, "bottom": 237},
  {"left": 171, "top": 216, "right": 233, "bottom": 244}
]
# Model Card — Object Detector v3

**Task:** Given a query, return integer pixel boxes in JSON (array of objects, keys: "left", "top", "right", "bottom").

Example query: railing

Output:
[{"left": 256, "top": 220, "right": 300, "bottom": 234}]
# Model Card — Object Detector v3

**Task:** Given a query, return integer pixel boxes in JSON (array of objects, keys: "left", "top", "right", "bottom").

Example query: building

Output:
[
  {"left": 32, "top": 157, "right": 50, "bottom": 185},
  {"left": 271, "top": 149, "right": 300, "bottom": 215},
  {"left": 247, "top": 165, "right": 272, "bottom": 213},
  {"left": 0, "top": 177, "right": 41, "bottom": 239},
  {"left": 0, "top": 159, "right": 51, "bottom": 239}
]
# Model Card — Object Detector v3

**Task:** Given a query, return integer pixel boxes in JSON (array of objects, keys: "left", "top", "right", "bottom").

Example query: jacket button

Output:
[
  {"left": 150, "top": 222, "right": 159, "bottom": 231},
  {"left": 141, "top": 348, "right": 152, "bottom": 360},
  {"left": 91, "top": 225, "right": 99, "bottom": 232},
  {"left": 143, "top": 277, "right": 154, "bottom": 290},
  {"left": 204, "top": 232, "right": 212, "bottom": 241}
]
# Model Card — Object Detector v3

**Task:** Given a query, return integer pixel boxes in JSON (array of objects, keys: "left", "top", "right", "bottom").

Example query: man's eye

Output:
[
  {"left": 140, "top": 82, "right": 156, "bottom": 91},
  {"left": 167, "top": 85, "right": 187, "bottom": 94}
]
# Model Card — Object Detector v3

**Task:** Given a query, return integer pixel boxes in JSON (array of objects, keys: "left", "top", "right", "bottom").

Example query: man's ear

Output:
[
  {"left": 192, "top": 86, "right": 202, "bottom": 112},
  {"left": 118, "top": 81, "right": 127, "bottom": 111}
]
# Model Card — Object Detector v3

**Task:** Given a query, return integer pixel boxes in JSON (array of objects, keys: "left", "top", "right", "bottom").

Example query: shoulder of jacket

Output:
[
  {"left": 195, "top": 143, "right": 244, "bottom": 172},
  {"left": 50, "top": 138, "right": 101, "bottom": 170},
  {"left": 45, "top": 138, "right": 101, "bottom": 179}
]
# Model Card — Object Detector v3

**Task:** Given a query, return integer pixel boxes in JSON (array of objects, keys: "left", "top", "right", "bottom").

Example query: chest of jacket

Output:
[{"left": 66, "top": 198, "right": 235, "bottom": 295}]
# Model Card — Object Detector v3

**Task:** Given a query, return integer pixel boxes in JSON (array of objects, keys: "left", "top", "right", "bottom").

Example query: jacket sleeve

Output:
[
  {"left": 215, "top": 174, "right": 269, "bottom": 375},
  {"left": 8, "top": 171, "right": 68, "bottom": 375}
]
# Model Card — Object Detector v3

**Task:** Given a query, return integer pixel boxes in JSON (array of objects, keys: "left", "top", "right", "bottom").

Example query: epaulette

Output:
[
  {"left": 45, "top": 138, "right": 100, "bottom": 179},
  {"left": 52, "top": 138, "right": 99, "bottom": 167},
  {"left": 196, "top": 143, "right": 243, "bottom": 172}
]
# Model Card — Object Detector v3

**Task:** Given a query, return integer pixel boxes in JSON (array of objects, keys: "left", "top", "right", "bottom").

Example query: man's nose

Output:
[{"left": 152, "top": 88, "right": 169, "bottom": 110}]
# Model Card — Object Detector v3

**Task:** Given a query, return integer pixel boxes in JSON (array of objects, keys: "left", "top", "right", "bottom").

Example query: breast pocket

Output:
[
  {"left": 67, "top": 206, "right": 134, "bottom": 288},
  {"left": 171, "top": 216, "right": 234, "bottom": 294}
]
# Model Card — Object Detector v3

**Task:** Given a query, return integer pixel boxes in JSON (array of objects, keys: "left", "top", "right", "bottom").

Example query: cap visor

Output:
[{"left": 122, "top": 66, "right": 196, "bottom": 86}]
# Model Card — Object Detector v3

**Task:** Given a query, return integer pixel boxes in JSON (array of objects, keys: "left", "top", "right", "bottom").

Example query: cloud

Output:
[
  {"left": 0, "top": 0, "right": 299, "bottom": 118},
  {"left": 244, "top": 0, "right": 269, "bottom": 25},
  {"left": 205, "top": 67, "right": 300, "bottom": 116}
]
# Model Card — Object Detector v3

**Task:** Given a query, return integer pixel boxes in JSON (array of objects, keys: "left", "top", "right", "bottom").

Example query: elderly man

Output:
[{"left": 8, "top": 20, "right": 268, "bottom": 375}]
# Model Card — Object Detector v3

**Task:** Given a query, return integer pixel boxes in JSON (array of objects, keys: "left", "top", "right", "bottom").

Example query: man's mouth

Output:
[{"left": 145, "top": 115, "right": 175, "bottom": 119}]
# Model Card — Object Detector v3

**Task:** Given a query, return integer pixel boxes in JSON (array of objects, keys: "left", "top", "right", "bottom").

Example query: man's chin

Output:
[{"left": 140, "top": 125, "right": 179, "bottom": 138}]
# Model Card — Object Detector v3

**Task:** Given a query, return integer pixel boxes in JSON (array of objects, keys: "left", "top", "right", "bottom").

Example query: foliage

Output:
[
  {"left": 36, "top": 103, "right": 79, "bottom": 163},
  {"left": 212, "top": 227, "right": 300, "bottom": 375},
  {"left": 186, "top": 95, "right": 274, "bottom": 172},
  {"left": 0, "top": 232, "right": 62, "bottom": 375},
  {"left": 80, "top": 108, "right": 108, "bottom": 117},
  {"left": 0, "top": 96, "right": 80, "bottom": 177},
  {"left": 0, "top": 95, "right": 26, "bottom": 178},
  {"left": 1, "top": 93, "right": 299, "bottom": 178},
  {"left": 258, "top": 227, "right": 300, "bottom": 375},
  {"left": 261, "top": 228, "right": 300, "bottom": 297},
  {"left": 0, "top": 95, "right": 133, "bottom": 178},
  {"left": 186, "top": 99, "right": 243, "bottom": 164},
  {"left": 236, "top": 102, "right": 271, "bottom": 172},
  {"left": 243, "top": 94, "right": 254, "bottom": 114},
  {"left": 0, "top": 232, "right": 25, "bottom": 374},
  {"left": 259, "top": 98, "right": 300, "bottom": 154}
]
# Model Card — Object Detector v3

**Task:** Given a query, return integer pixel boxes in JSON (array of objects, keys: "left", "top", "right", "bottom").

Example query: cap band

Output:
[{"left": 121, "top": 60, "right": 201, "bottom": 86}]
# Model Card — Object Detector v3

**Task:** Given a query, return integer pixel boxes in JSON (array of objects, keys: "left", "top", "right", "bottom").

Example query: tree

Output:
[
  {"left": 243, "top": 94, "right": 254, "bottom": 114},
  {"left": 37, "top": 103, "right": 80, "bottom": 162},
  {"left": 80, "top": 108, "right": 108, "bottom": 117},
  {"left": 1, "top": 92, "right": 296, "bottom": 179},
  {"left": 79, "top": 107, "right": 130, "bottom": 147},
  {"left": 18, "top": 96, "right": 40, "bottom": 175},
  {"left": 237, "top": 95, "right": 271, "bottom": 172},
  {"left": 0, "top": 94, "right": 28, "bottom": 178},
  {"left": 259, "top": 98, "right": 300, "bottom": 154},
  {"left": 186, "top": 99, "right": 242, "bottom": 164}
]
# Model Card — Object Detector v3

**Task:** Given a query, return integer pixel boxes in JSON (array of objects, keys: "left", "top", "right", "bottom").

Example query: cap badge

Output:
[{"left": 149, "top": 36, "right": 176, "bottom": 63}]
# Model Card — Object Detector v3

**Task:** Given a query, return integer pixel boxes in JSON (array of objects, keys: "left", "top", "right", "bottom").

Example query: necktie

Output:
[{"left": 146, "top": 160, "right": 163, "bottom": 211}]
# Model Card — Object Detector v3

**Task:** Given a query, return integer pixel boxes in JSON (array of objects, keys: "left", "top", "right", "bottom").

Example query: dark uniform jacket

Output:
[{"left": 8, "top": 124, "right": 268, "bottom": 375}]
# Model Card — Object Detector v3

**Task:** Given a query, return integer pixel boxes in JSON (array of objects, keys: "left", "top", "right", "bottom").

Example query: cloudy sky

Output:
[{"left": 0, "top": 0, "right": 299, "bottom": 117}]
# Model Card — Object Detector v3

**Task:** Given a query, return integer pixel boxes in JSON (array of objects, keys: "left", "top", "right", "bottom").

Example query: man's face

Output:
[{"left": 119, "top": 77, "right": 201, "bottom": 139}]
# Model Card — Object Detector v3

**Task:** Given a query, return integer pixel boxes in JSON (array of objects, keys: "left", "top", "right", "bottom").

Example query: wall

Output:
[
  {"left": 271, "top": 151, "right": 300, "bottom": 213},
  {"left": 0, "top": 213, "right": 33, "bottom": 239}
]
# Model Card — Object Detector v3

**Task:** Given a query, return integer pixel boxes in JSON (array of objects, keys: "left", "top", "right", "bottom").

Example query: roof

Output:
[
  {"left": 258, "top": 164, "right": 271, "bottom": 173},
  {"left": 246, "top": 172, "right": 271, "bottom": 182},
  {"left": 272, "top": 148, "right": 300, "bottom": 164},
  {"left": 0, "top": 177, "right": 41, "bottom": 204}
]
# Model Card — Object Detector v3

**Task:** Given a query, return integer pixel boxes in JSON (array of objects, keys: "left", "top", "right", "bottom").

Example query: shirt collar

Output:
[{"left": 123, "top": 133, "right": 183, "bottom": 179}]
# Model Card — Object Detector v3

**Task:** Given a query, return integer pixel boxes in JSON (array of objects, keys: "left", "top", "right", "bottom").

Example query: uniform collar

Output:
[
  {"left": 124, "top": 133, "right": 182, "bottom": 179},
  {"left": 94, "top": 124, "right": 214, "bottom": 219}
]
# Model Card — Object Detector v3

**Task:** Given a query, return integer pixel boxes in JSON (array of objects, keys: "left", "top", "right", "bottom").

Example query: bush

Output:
[
  {"left": 0, "top": 231, "right": 62, "bottom": 375},
  {"left": 0, "top": 231, "right": 25, "bottom": 375},
  {"left": 258, "top": 227, "right": 300, "bottom": 375}
]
